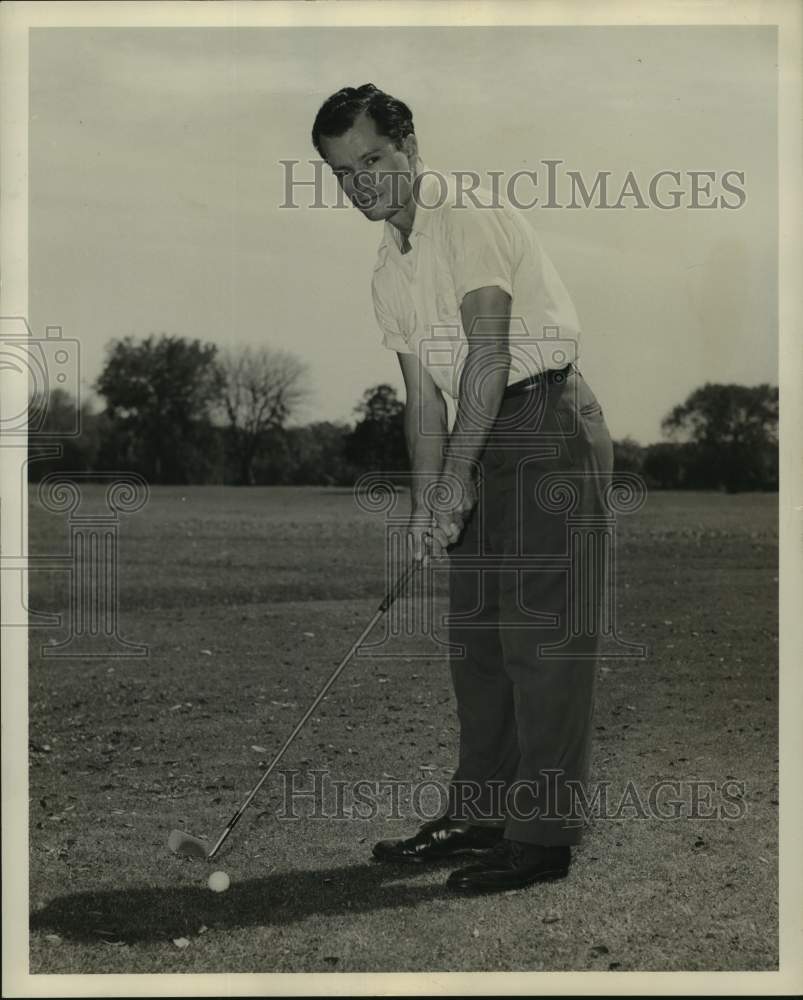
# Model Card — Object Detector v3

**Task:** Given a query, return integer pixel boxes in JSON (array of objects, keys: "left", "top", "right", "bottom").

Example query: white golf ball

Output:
[{"left": 207, "top": 870, "right": 230, "bottom": 893}]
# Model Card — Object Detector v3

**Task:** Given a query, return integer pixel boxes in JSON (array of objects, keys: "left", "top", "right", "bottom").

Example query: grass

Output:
[{"left": 26, "top": 486, "right": 778, "bottom": 973}]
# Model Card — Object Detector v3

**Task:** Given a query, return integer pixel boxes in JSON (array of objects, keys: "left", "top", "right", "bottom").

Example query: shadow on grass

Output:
[{"left": 31, "top": 859, "right": 457, "bottom": 944}]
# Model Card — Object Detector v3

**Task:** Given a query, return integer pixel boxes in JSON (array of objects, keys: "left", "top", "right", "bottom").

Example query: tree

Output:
[
  {"left": 345, "top": 384, "right": 408, "bottom": 475},
  {"left": 26, "top": 388, "right": 102, "bottom": 481},
  {"left": 285, "top": 421, "right": 358, "bottom": 485},
  {"left": 662, "top": 383, "right": 778, "bottom": 492},
  {"left": 95, "top": 334, "right": 225, "bottom": 484},
  {"left": 612, "top": 437, "right": 644, "bottom": 476},
  {"left": 218, "top": 346, "right": 309, "bottom": 485},
  {"left": 642, "top": 442, "right": 688, "bottom": 490}
]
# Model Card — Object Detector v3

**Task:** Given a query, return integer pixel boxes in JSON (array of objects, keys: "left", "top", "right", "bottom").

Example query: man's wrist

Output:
[
  {"left": 442, "top": 455, "right": 477, "bottom": 482},
  {"left": 410, "top": 488, "right": 434, "bottom": 514}
]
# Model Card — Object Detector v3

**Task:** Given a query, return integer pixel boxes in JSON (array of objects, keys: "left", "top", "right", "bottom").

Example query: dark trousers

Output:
[{"left": 446, "top": 367, "right": 614, "bottom": 845}]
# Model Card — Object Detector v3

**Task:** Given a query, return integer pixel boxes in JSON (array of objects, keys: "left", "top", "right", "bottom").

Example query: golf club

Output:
[{"left": 168, "top": 558, "right": 423, "bottom": 861}]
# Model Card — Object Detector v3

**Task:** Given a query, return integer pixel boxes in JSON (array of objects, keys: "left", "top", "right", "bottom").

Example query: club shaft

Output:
[{"left": 208, "top": 560, "right": 420, "bottom": 858}]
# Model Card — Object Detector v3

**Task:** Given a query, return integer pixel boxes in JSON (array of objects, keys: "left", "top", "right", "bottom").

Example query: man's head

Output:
[{"left": 312, "top": 84, "right": 419, "bottom": 224}]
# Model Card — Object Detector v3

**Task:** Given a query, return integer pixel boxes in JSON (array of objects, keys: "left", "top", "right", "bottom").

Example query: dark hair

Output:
[{"left": 311, "top": 83, "right": 414, "bottom": 157}]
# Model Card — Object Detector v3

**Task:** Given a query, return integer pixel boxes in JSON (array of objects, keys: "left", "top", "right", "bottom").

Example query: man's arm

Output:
[
  {"left": 397, "top": 351, "right": 449, "bottom": 559},
  {"left": 436, "top": 285, "right": 512, "bottom": 538}
]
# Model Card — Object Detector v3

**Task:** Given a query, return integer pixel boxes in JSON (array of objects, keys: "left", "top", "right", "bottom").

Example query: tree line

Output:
[{"left": 28, "top": 333, "right": 778, "bottom": 492}]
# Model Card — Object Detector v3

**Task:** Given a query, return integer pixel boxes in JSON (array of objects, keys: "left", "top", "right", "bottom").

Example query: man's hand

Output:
[
  {"left": 407, "top": 469, "right": 478, "bottom": 563},
  {"left": 407, "top": 508, "right": 436, "bottom": 563},
  {"left": 406, "top": 507, "right": 459, "bottom": 564},
  {"left": 428, "top": 469, "right": 479, "bottom": 556}
]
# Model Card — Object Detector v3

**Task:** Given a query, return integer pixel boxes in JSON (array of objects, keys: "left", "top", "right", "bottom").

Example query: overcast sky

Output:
[{"left": 29, "top": 25, "right": 777, "bottom": 444}]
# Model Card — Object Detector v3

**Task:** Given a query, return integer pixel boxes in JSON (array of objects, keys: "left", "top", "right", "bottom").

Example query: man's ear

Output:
[{"left": 403, "top": 133, "right": 419, "bottom": 161}]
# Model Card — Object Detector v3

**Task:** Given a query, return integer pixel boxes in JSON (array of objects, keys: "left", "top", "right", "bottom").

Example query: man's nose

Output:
[{"left": 348, "top": 173, "right": 379, "bottom": 206}]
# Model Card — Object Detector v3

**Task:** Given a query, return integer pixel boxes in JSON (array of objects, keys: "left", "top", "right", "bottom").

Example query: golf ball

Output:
[{"left": 207, "top": 871, "right": 230, "bottom": 893}]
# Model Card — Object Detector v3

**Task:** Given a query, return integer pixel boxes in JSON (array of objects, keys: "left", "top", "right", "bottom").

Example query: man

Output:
[{"left": 312, "top": 84, "right": 614, "bottom": 893}]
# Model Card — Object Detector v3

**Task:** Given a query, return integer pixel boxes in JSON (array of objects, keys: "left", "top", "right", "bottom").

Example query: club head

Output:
[{"left": 168, "top": 829, "right": 210, "bottom": 860}]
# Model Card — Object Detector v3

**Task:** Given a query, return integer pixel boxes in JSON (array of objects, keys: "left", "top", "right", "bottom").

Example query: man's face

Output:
[{"left": 319, "top": 112, "right": 415, "bottom": 223}]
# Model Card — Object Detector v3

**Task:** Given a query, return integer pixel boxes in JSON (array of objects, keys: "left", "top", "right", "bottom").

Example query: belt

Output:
[{"left": 503, "top": 362, "right": 576, "bottom": 400}]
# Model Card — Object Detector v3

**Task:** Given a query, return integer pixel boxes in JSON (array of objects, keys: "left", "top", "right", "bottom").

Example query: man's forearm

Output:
[
  {"left": 405, "top": 397, "right": 448, "bottom": 511},
  {"left": 442, "top": 343, "right": 510, "bottom": 480}
]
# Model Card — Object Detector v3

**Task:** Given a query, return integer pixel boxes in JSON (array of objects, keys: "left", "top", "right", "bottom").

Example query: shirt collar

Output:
[{"left": 380, "top": 166, "right": 439, "bottom": 253}]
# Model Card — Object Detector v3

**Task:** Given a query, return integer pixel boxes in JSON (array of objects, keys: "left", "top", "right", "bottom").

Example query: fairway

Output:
[{"left": 26, "top": 486, "right": 778, "bottom": 974}]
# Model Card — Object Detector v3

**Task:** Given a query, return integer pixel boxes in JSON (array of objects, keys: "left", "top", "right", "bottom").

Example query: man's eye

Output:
[{"left": 365, "top": 157, "right": 379, "bottom": 166}]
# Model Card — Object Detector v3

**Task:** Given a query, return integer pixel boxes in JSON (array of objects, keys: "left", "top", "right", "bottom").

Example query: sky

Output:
[{"left": 29, "top": 25, "right": 777, "bottom": 444}]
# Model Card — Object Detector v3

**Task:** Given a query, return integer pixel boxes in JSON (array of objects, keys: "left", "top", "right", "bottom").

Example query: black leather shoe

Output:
[
  {"left": 372, "top": 815, "right": 505, "bottom": 864},
  {"left": 446, "top": 839, "right": 571, "bottom": 893}
]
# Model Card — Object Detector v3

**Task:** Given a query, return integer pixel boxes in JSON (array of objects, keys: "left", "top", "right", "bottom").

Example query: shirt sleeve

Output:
[
  {"left": 442, "top": 203, "right": 516, "bottom": 304},
  {"left": 372, "top": 278, "right": 412, "bottom": 354}
]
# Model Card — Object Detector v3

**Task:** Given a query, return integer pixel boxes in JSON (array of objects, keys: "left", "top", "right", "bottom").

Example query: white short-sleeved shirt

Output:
[{"left": 371, "top": 169, "right": 581, "bottom": 400}]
